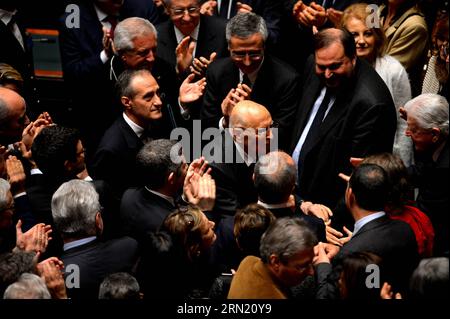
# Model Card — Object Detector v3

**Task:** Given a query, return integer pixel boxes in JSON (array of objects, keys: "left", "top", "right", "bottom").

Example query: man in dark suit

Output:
[
  {"left": 205, "top": 100, "right": 275, "bottom": 216},
  {"left": 315, "top": 164, "right": 418, "bottom": 297},
  {"left": 52, "top": 180, "right": 139, "bottom": 299},
  {"left": 58, "top": 0, "right": 126, "bottom": 158},
  {"left": 253, "top": 151, "right": 326, "bottom": 242},
  {"left": 91, "top": 69, "right": 164, "bottom": 197},
  {"left": 200, "top": 12, "right": 299, "bottom": 150},
  {"left": 156, "top": 0, "right": 228, "bottom": 77},
  {"left": 290, "top": 28, "right": 396, "bottom": 212}
]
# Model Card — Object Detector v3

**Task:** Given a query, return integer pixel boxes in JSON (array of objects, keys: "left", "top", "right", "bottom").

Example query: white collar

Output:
[
  {"left": 353, "top": 211, "right": 386, "bottom": 237},
  {"left": 257, "top": 200, "right": 293, "bottom": 209},
  {"left": 174, "top": 22, "right": 200, "bottom": 44},
  {"left": 145, "top": 187, "right": 175, "bottom": 206},
  {"left": 63, "top": 236, "right": 97, "bottom": 251},
  {"left": 93, "top": 4, "right": 108, "bottom": 23},
  {"left": 0, "top": 8, "right": 17, "bottom": 26},
  {"left": 123, "top": 112, "right": 145, "bottom": 138}
]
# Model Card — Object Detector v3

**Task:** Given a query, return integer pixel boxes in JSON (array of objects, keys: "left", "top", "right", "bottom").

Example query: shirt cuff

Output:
[
  {"left": 100, "top": 50, "right": 109, "bottom": 64},
  {"left": 83, "top": 175, "right": 93, "bottom": 182},
  {"left": 218, "top": 117, "right": 226, "bottom": 131},
  {"left": 13, "top": 192, "right": 26, "bottom": 199},
  {"left": 178, "top": 97, "right": 191, "bottom": 120},
  {"left": 30, "top": 168, "right": 43, "bottom": 175}
]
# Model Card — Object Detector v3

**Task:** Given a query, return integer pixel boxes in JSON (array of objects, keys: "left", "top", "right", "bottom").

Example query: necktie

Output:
[
  {"left": 219, "top": 0, "right": 231, "bottom": 19},
  {"left": 241, "top": 73, "right": 252, "bottom": 88},
  {"left": 298, "top": 89, "right": 332, "bottom": 173},
  {"left": 104, "top": 15, "right": 118, "bottom": 39}
]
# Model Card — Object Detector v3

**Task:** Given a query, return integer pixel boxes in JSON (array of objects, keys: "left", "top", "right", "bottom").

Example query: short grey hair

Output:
[
  {"left": 114, "top": 17, "right": 158, "bottom": 54},
  {"left": 3, "top": 273, "right": 51, "bottom": 299},
  {"left": 0, "top": 178, "right": 11, "bottom": 211},
  {"left": 260, "top": 217, "right": 317, "bottom": 264},
  {"left": 225, "top": 12, "right": 268, "bottom": 43},
  {"left": 404, "top": 93, "right": 449, "bottom": 137},
  {"left": 51, "top": 180, "right": 101, "bottom": 239},
  {"left": 99, "top": 272, "right": 140, "bottom": 299}
]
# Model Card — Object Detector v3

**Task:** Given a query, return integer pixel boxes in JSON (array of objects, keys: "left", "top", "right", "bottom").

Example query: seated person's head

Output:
[
  {"left": 0, "top": 178, "right": 14, "bottom": 230},
  {"left": 0, "top": 63, "right": 23, "bottom": 94},
  {"left": 98, "top": 272, "right": 141, "bottom": 299},
  {"left": 114, "top": 17, "right": 158, "bottom": 70},
  {"left": 260, "top": 217, "right": 317, "bottom": 288},
  {"left": 409, "top": 257, "right": 449, "bottom": 299},
  {"left": 161, "top": 206, "right": 216, "bottom": 261},
  {"left": 338, "top": 251, "right": 383, "bottom": 300},
  {"left": 51, "top": 180, "right": 103, "bottom": 241},
  {"left": 3, "top": 273, "right": 51, "bottom": 299},
  {"left": 0, "top": 251, "right": 36, "bottom": 296},
  {"left": 346, "top": 163, "right": 389, "bottom": 212},
  {"left": 136, "top": 139, "right": 187, "bottom": 193},
  {"left": 234, "top": 203, "right": 275, "bottom": 257},
  {"left": 31, "top": 125, "right": 85, "bottom": 180},
  {"left": 0, "top": 87, "right": 29, "bottom": 145},
  {"left": 254, "top": 151, "right": 296, "bottom": 204},
  {"left": 362, "top": 153, "right": 410, "bottom": 213}
]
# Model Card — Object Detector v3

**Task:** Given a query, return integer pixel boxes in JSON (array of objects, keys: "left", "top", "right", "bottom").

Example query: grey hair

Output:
[
  {"left": 225, "top": 12, "right": 268, "bottom": 43},
  {"left": 260, "top": 217, "right": 317, "bottom": 264},
  {"left": 3, "top": 273, "right": 51, "bottom": 299},
  {"left": 117, "top": 69, "right": 152, "bottom": 99},
  {"left": 99, "top": 272, "right": 140, "bottom": 299},
  {"left": 51, "top": 180, "right": 101, "bottom": 238},
  {"left": 0, "top": 178, "right": 11, "bottom": 211},
  {"left": 114, "top": 17, "right": 158, "bottom": 54},
  {"left": 404, "top": 93, "right": 449, "bottom": 137},
  {"left": 254, "top": 151, "right": 296, "bottom": 204},
  {"left": 0, "top": 97, "right": 10, "bottom": 125}
]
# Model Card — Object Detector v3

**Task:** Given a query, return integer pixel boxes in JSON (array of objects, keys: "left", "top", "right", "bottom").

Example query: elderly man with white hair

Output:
[{"left": 403, "top": 93, "right": 449, "bottom": 256}]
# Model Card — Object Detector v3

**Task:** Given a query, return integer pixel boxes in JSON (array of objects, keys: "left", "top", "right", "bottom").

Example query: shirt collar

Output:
[
  {"left": 239, "top": 56, "right": 265, "bottom": 84},
  {"left": 123, "top": 112, "right": 145, "bottom": 138},
  {"left": 174, "top": 22, "right": 200, "bottom": 44},
  {"left": 145, "top": 187, "right": 175, "bottom": 206},
  {"left": 0, "top": 8, "right": 17, "bottom": 26},
  {"left": 63, "top": 236, "right": 97, "bottom": 251},
  {"left": 93, "top": 4, "right": 108, "bottom": 23},
  {"left": 257, "top": 200, "right": 293, "bottom": 209},
  {"left": 353, "top": 211, "right": 386, "bottom": 237}
]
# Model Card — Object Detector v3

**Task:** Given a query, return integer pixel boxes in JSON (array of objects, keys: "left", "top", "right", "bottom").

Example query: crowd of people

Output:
[{"left": 0, "top": 0, "right": 448, "bottom": 300}]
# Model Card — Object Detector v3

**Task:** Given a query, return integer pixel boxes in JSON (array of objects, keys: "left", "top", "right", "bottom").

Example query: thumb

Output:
[
  {"left": 16, "top": 220, "right": 23, "bottom": 236},
  {"left": 188, "top": 41, "right": 195, "bottom": 54},
  {"left": 209, "top": 52, "right": 217, "bottom": 62}
]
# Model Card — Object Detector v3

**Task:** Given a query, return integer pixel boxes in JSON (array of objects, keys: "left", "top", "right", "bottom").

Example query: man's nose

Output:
[{"left": 325, "top": 69, "right": 333, "bottom": 78}]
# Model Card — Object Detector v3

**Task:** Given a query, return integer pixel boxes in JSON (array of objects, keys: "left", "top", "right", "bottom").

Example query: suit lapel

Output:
[
  {"left": 118, "top": 116, "right": 143, "bottom": 150},
  {"left": 159, "top": 21, "right": 178, "bottom": 63},
  {"left": 0, "top": 21, "right": 25, "bottom": 53},
  {"left": 196, "top": 17, "right": 214, "bottom": 59}
]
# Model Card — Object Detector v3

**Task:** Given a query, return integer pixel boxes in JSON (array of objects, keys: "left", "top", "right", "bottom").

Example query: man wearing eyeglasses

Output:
[
  {"left": 200, "top": 12, "right": 299, "bottom": 151},
  {"left": 155, "top": 0, "right": 228, "bottom": 81}
]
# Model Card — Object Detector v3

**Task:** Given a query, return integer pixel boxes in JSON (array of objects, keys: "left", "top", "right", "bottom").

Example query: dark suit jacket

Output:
[
  {"left": 201, "top": 55, "right": 300, "bottom": 150},
  {"left": 289, "top": 57, "right": 396, "bottom": 209},
  {"left": 120, "top": 187, "right": 176, "bottom": 243},
  {"left": 205, "top": 131, "right": 258, "bottom": 215},
  {"left": 336, "top": 215, "right": 418, "bottom": 294},
  {"left": 62, "top": 237, "right": 139, "bottom": 299},
  {"left": 156, "top": 15, "right": 228, "bottom": 72},
  {"left": 91, "top": 116, "right": 143, "bottom": 197}
]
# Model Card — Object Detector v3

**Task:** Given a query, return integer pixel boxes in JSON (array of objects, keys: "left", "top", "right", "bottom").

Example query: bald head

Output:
[
  {"left": 254, "top": 151, "right": 297, "bottom": 204},
  {"left": 229, "top": 100, "right": 271, "bottom": 129},
  {"left": 0, "top": 87, "right": 28, "bottom": 145}
]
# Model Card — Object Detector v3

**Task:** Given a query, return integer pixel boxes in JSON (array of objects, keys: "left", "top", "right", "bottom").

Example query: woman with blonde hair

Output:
[{"left": 341, "top": 3, "right": 413, "bottom": 166}]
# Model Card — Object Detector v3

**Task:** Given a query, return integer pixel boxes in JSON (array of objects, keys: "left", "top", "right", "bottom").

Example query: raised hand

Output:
[
  {"left": 15, "top": 220, "right": 52, "bottom": 254},
  {"left": 190, "top": 52, "right": 217, "bottom": 77},
  {"left": 176, "top": 36, "right": 196, "bottom": 74},
  {"left": 37, "top": 257, "right": 67, "bottom": 299},
  {"left": 102, "top": 26, "right": 114, "bottom": 58},
  {"left": 5, "top": 155, "right": 26, "bottom": 195},
  {"left": 221, "top": 83, "right": 252, "bottom": 120},
  {"left": 180, "top": 73, "right": 207, "bottom": 104},
  {"left": 200, "top": 0, "right": 217, "bottom": 16},
  {"left": 327, "top": 8, "right": 343, "bottom": 27},
  {"left": 236, "top": 2, "right": 253, "bottom": 13}
]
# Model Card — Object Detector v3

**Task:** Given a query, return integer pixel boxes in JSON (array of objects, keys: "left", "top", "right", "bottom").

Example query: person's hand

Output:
[
  {"left": 325, "top": 221, "right": 344, "bottom": 246},
  {"left": 304, "top": 2, "right": 328, "bottom": 27},
  {"left": 15, "top": 220, "right": 52, "bottom": 254},
  {"left": 399, "top": 107, "right": 407, "bottom": 121},
  {"left": 185, "top": 173, "right": 216, "bottom": 211},
  {"left": 179, "top": 73, "right": 207, "bottom": 104},
  {"left": 313, "top": 241, "right": 331, "bottom": 265},
  {"left": 339, "top": 226, "right": 353, "bottom": 245},
  {"left": 380, "top": 282, "right": 402, "bottom": 299},
  {"left": 200, "top": 0, "right": 217, "bottom": 16},
  {"left": 322, "top": 242, "right": 340, "bottom": 259},
  {"left": 236, "top": 2, "right": 253, "bottom": 13},
  {"left": 5, "top": 155, "right": 26, "bottom": 195},
  {"left": 292, "top": 1, "right": 309, "bottom": 26},
  {"left": 102, "top": 26, "right": 114, "bottom": 58},
  {"left": 37, "top": 257, "right": 67, "bottom": 299},
  {"left": 176, "top": 36, "right": 196, "bottom": 74},
  {"left": 190, "top": 52, "right": 217, "bottom": 77},
  {"left": 326, "top": 8, "right": 343, "bottom": 27},
  {"left": 221, "top": 83, "right": 252, "bottom": 118},
  {"left": 301, "top": 201, "right": 333, "bottom": 222}
]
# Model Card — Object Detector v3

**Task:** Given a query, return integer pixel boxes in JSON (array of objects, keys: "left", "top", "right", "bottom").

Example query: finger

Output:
[
  {"left": 338, "top": 173, "right": 350, "bottom": 182},
  {"left": 342, "top": 226, "right": 353, "bottom": 237},
  {"left": 327, "top": 226, "right": 343, "bottom": 238},
  {"left": 15, "top": 220, "right": 23, "bottom": 236},
  {"left": 326, "top": 235, "right": 342, "bottom": 247},
  {"left": 349, "top": 157, "right": 364, "bottom": 167},
  {"left": 176, "top": 36, "right": 191, "bottom": 53},
  {"left": 22, "top": 121, "right": 34, "bottom": 136},
  {"left": 310, "top": 3, "right": 325, "bottom": 11},
  {"left": 209, "top": 51, "right": 217, "bottom": 62}
]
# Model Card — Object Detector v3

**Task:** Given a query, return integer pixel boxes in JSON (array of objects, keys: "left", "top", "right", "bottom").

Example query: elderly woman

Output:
[{"left": 341, "top": 3, "right": 413, "bottom": 167}]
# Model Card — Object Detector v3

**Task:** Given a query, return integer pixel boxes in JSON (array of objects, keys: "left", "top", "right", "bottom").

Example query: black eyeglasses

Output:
[{"left": 170, "top": 6, "right": 200, "bottom": 17}]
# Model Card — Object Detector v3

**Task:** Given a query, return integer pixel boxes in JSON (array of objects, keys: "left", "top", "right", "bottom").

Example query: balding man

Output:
[
  {"left": 205, "top": 100, "right": 275, "bottom": 216},
  {"left": 0, "top": 87, "right": 29, "bottom": 146},
  {"left": 290, "top": 28, "right": 396, "bottom": 219}
]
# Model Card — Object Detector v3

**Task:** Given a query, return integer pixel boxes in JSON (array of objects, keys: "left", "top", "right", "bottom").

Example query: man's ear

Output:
[
  {"left": 168, "top": 172, "right": 175, "bottom": 185},
  {"left": 431, "top": 127, "right": 441, "bottom": 142},
  {"left": 95, "top": 211, "right": 103, "bottom": 235},
  {"left": 64, "top": 159, "right": 73, "bottom": 173},
  {"left": 121, "top": 96, "right": 131, "bottom": 110},
  {"left": 269, "top": 254, "right": 280, "bottom": 272},
  {"left": 346, "top": 186, "right": 355, "bottom": 208}
]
